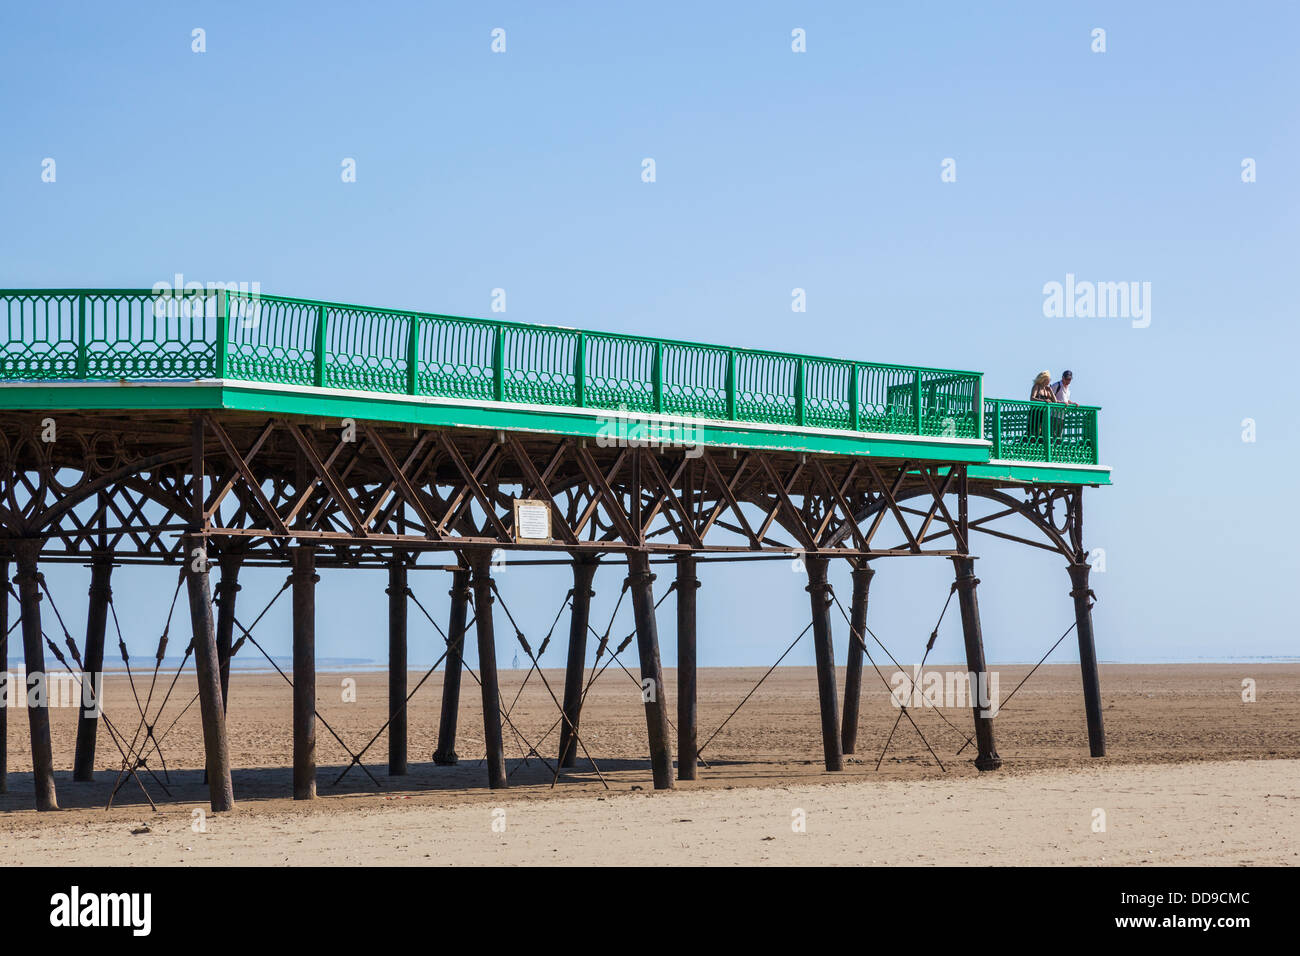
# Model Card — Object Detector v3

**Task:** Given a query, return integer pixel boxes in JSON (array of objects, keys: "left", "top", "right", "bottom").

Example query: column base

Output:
[
  {"left": 974, "top": 752, "right": 1002, "bottom": 772},
  {"left": 432, "top": 749, "right": 458, "bottom": 766}
]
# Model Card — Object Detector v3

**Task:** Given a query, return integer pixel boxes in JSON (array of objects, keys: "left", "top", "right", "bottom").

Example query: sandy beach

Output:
[
  {"left": 3, "top": 759, "right": 1297, "bottom": 866},
  {"left": 2, "top": 663, "right": 1297, "bottom": 864}
]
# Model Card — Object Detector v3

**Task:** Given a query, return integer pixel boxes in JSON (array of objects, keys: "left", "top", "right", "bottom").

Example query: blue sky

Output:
[{"left": 2, "top": 1, "right": 1297, "bottom": 670}]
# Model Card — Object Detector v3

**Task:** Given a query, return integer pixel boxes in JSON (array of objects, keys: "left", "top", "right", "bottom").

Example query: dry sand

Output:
[{"left": 1, "top": 663, "right": 1297, "bottom": 865}]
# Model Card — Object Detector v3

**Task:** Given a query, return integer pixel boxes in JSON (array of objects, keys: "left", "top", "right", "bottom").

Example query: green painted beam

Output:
[
  {"left": 967, "top": 462, "right": 1111, "bottom": 486},
  {"left": 0, "top": 380, "right": 992, "bottom": 463},
  {"left": 0, "top": 380, "right": 1112, "bottom": 484}
]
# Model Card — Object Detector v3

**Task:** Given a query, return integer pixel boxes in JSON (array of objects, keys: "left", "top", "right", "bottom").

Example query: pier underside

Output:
[
  {"left": 0, "top": 398, "right": 1103, "bottom": 562},
  {"left": 0, "top": 404, "right": 1107, "bottom": 812}
]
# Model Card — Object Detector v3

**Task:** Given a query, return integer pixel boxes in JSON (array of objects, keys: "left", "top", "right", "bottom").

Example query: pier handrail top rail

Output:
[
  {"left": 988, "top": 396, "right": 1104, "bottom": 412},
  {"left": 0, "top": 287, "right": 984, "bottom": 380}
]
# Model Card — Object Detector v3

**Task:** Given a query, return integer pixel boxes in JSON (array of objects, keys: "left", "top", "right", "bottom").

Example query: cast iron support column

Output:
[
  {"left": 805, "top": 555, "right": 843, "bottom": 771},
  {"left": 1068, "top": 562, "right": 1106, "bottom": 758},
  {"left": 14, "top": 541, "right": 57, "bottom": 810},
  {"left": 387, "top": 554, "right": 408, "bottom": 776},
  {"left": 291, "top": 545, "right": 318, "bottom": 799},
  {"left": 214, "top": 553, "right": 243, "bottom": 712},
  {"left": 183, "top": 537, "right": 235, "bottom": 811},
  {"left": 952, "top": 556, "right": 1001, "bottom": 771},
  {"left": 470, "top": 550, "right": 507, "bottom": 789},
  {"left": 72, "top": 552, "right": 114, "bottom": 782},
  {"left": 841, "top": 560, "right": 874, "bottom": 755},
  {"left": 557, "top": 554, "right": 598, "bottom": 768},
  {"left": 627, "top": 551, "right": 673, "bottom": 790},
  {"left": 0, "top": 557, "right": 7, "bottom": 794},
  {"left": 676, "top": 554, "right": 699, "bottom": 781},
  {"left": 433, "top": 568, "right": 470, "bottom": 765}
]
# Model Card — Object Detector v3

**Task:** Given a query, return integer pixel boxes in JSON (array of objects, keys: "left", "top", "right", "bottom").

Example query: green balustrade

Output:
[
  {"left": 2, "top": 289, "right": 1071, "bottom": 453},
  {"left": 983, "top": 398, "right": 1100, "bottom": 466}
]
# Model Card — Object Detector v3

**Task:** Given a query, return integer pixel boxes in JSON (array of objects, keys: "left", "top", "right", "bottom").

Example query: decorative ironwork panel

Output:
[
  {"left": 584, "top": 332, "right": 655, "bottom": 413},
  {"left": 226, "top": 295, "right": 317, "bottom": 385}
]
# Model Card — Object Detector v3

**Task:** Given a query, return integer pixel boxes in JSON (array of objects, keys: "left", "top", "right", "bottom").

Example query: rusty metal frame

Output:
[{"left": 0, "top": 410, "right": 1090, "bottom": 566}]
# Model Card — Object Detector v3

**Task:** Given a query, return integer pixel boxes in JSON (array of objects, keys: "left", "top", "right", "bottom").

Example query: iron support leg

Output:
[
  {"left": 291, "top": 546, "right": 318, "bottom": 799},
  {"left": 73, "top": 552, "right": 114, "bottom": 782},
  {"left": 14, "top": 541, "right": 57, "bottom": 810},
  {"left": 433, "top": 568, "right": 470, "bottom": 765},
  {"left": 627, "top": 551, "right": 674, "bottom": 790},
  {"left": 470, "top": 550, "right": 507, "bottom": 789},
  {"left": 805, "top": 555, "right": 844, "bottom": 772},
  {"left": 952, "top": 556, "right": 1001, "bottom": 771},
  {"left": 1068, "top": 562, "right": 1106, "bottom": 757},
  {"left": 676, "top": 554, "right": 699, "bottom": 781},
  {"left": 184, "top": 537, "right": 235, "bottom": 811},
  {"left": 841, "top": 560, "right": 874, "bottom": 755},
  {"left": 388, "top": 555, "right": 408, "bottom": 776},
  {"left": 0, "top": 558, "right": 6, "bottom": 794},
  {"left": 558, "top": 555, "right": 598, "bottom": 768},
  {"left": 214, "top": 554, "right": 243, "bottom": 712}
]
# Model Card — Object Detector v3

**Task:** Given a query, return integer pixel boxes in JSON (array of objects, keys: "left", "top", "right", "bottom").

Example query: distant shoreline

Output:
[{"left": 3, "top": 658, "right": 1298, "bottom": 675}]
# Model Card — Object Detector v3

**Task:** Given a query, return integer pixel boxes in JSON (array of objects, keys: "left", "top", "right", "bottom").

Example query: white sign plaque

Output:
[{"left": 513, "top": 499, "right": 552, "bottom": 543}]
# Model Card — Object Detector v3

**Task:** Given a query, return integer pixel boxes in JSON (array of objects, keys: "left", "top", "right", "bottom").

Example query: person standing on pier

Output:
[{"left": 1051, "top": 370, "right": 1077, "bottom": 405}]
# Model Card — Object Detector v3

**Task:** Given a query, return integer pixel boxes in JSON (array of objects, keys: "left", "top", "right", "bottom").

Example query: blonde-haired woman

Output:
[
  {"left": 1029, "top": 370, "right": 1058, "bottom": 447},
  {"left": 1030, "top": 370, "right": 1056, "bottom": 403}
]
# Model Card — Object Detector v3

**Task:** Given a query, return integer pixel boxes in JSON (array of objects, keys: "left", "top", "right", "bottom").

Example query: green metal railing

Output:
[
  {"left": 984, "top": 398, "right": 1099, "bottom": 465},
  {"left": 0, "top": 290, "right": 218, "bottom": 380},
  {"left": 0, "top": 289, "right": 1103, "bottom": 464},
  {"left": 0, "top": 289, "right": 993, "bottom": 443}
]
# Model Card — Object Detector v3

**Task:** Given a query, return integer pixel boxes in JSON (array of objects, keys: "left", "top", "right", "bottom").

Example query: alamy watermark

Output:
[
  {"left": 50, "top": 886, "right": 151, "bottom": 936},
  {"left": 1042, "top": 273, "right": 1151, "bottom": 328},
  {"left": 596, "top": 404, "right": 703, "bottom": 458},
  {"left": 0, "top": 670, "right": 102, "bottom": 716},
  {"left": 890, "top": 666, "right": 999, "bottom": 718},
  {"left": 149, "top": 273, "right": 263, "bottom": 327}
]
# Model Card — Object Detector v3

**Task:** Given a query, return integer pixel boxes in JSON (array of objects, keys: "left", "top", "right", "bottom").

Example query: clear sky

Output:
[{"left": 2, "top": 1, "right": 1297, "bottom": 672}]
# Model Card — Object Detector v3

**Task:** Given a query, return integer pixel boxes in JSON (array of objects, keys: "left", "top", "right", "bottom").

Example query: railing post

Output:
[
  {"left": 795, "top": 358, "right": 806, "bottom": 425},
  {"left": 725, "top": 350, "right": 737, "bottom": 420},
  {"left": 1045, "top": 402, "right": 1053, "bottom": 463},
  {"left": 849, "top": 364, "right": 860, "bottom": 431},
  {"left": 912, "top": 371, "right": 923, "bottom": 434},
  {"left": 653, "top": 341, "right": 663, "bottom": 413},
  {"left": 75, "top": 294, "right": 87, "bottom": 379},
  {"left": 991, "top": 400, "right": 1002, "bottom": 459},
  {"left": 493, "top": 327, "right": 505, "bottom": 402},
  {"left": 313, "top": 304, "right": 327, "bottom": 388},
  {"left": 575, "top": 332, "right": 586, "bottom": 407},
  {"left": 214, "top": 290, "right": 228, "bottom": 379},
  {"left": 1090, "top": 410, "right": 1099, "bottom": 464},
  {"left": 405, "top": 316, "right": 420, "bottom": 395},
  {"left": 975, "top": 374, "right": 984, "bottom": 441}
]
